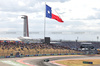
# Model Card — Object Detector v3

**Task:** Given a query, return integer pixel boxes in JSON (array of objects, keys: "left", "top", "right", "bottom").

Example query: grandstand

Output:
[
  {"left": 51, "top": 41, "right": 100, "bottom": 49},
  {"left": 0, "top": 40, "right": 85, "bottom": 57},
  {"left": 0, "top": 39, "right": 100, "bottom": 57}
]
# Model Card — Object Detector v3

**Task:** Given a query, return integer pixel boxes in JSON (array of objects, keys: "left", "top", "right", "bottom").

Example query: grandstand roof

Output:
[
  {"left": 0, "top": 37, "right": 21, "bottom": 41},
  {"left": 18, "top": 37, "right": 32, "bottom": 39},
  {"left": 81, "top": 43, "right": 92, "bottom": 45}
]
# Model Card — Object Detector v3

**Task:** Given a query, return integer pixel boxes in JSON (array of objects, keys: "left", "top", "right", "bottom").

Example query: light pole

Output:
[{"left": 97, "top": 36, "right": 99, "bottom": 42}]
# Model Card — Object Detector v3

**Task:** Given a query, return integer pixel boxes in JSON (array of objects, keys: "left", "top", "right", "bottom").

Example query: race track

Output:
[
  {"left": 23, "top": 55, "right": 100, "bottom": 66},
  {"left": 0, "top": 55, "right": 100, "bottom": 66}
]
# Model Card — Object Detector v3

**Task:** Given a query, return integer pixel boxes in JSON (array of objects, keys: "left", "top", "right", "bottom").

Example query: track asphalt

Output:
[{"left": 0, "top": 55, "right": 100, "bottom": 66}]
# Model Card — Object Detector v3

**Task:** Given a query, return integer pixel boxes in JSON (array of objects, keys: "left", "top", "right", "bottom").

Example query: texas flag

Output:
[{"left": 46, "top": 4, "right": 64, "bottom": 23}]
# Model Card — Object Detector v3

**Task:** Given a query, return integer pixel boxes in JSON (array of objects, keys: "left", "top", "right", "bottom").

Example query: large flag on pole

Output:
[{"left": 46, "top": 4, "right": 64, "bottom": 23}]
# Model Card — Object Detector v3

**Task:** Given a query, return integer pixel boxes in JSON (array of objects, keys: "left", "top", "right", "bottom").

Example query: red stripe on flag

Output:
[{"left": 52, "top": 14, "right": 64, "bottom": 23}]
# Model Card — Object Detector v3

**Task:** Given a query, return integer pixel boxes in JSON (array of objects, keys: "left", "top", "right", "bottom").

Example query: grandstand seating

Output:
[
  {"left": 51, "top": 41, "right": 100, "bottom": 49},
  {"left": 0, "top": 41, "right": 84, "bottom": 56},
  {"left": 1, "top": 41, "right": 100, "bottom": 56}
]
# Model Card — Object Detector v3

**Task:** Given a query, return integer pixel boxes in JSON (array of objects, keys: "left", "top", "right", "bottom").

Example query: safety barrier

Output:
[
  {"left": 26, "top": 55, "right": 29, "bottom": 57},
  {"left": 38, "top": 54, "right": 42, "bottom": 56},
  {"left": 0, "top": 52, "right": 96, "bottom": 58},
  {"left": 16, "top": 55, "right": 20, "bottom": 57},
  {"left": 83, "top": 61, "right": 93, "bottom": 64},
  {"left": 5, "top": 56, "right": 10, "bottom": 58},
  {"left": 9, "top": 56, "right": 15, "bottom": 58},
  {"left": 29, "top": 55, "right": 34, "bottom": 57},
  {"left": 0, "top": 56, "right": 5, "bottom": 58}
]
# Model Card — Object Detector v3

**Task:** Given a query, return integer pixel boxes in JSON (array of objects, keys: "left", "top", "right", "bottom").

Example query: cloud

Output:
[
  {"left": 37, "top": 0, "right": 70, "bottom": 3},
  {"left": 0, "top": 0, "right": 44, "bottom": 13},
  {"left": 0, "top": 0, "right": 100, "bottom": 40},
  {"left": 93, "top": 8, "right": 100, "bottom": 11},
  {"left": 0, "top": 0, "right": 70, "bottom": 13}
]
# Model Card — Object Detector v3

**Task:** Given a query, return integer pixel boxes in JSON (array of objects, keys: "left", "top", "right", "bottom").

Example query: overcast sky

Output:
[{"left": 0, "top": 0, "right": 100, "bottom": 41}]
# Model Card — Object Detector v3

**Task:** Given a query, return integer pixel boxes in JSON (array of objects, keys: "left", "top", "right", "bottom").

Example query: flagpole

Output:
[{"left": 44, "top": 2, "right": 46, "bottom": 42}]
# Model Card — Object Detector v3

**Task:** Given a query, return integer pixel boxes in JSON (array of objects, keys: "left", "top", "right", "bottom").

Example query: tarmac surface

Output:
[{"left": 0, "top": 55, "right": 100, "bottom": 66}]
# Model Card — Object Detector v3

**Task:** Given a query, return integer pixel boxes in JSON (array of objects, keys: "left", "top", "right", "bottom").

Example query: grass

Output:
[{"left": 55, "top": 59, "right": 100, "bottom": 66}]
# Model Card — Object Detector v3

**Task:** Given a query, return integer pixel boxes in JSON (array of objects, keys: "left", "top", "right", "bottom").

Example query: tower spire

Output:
[{"left": 21, "top": 15, "right": 29, "bottom": 37}]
